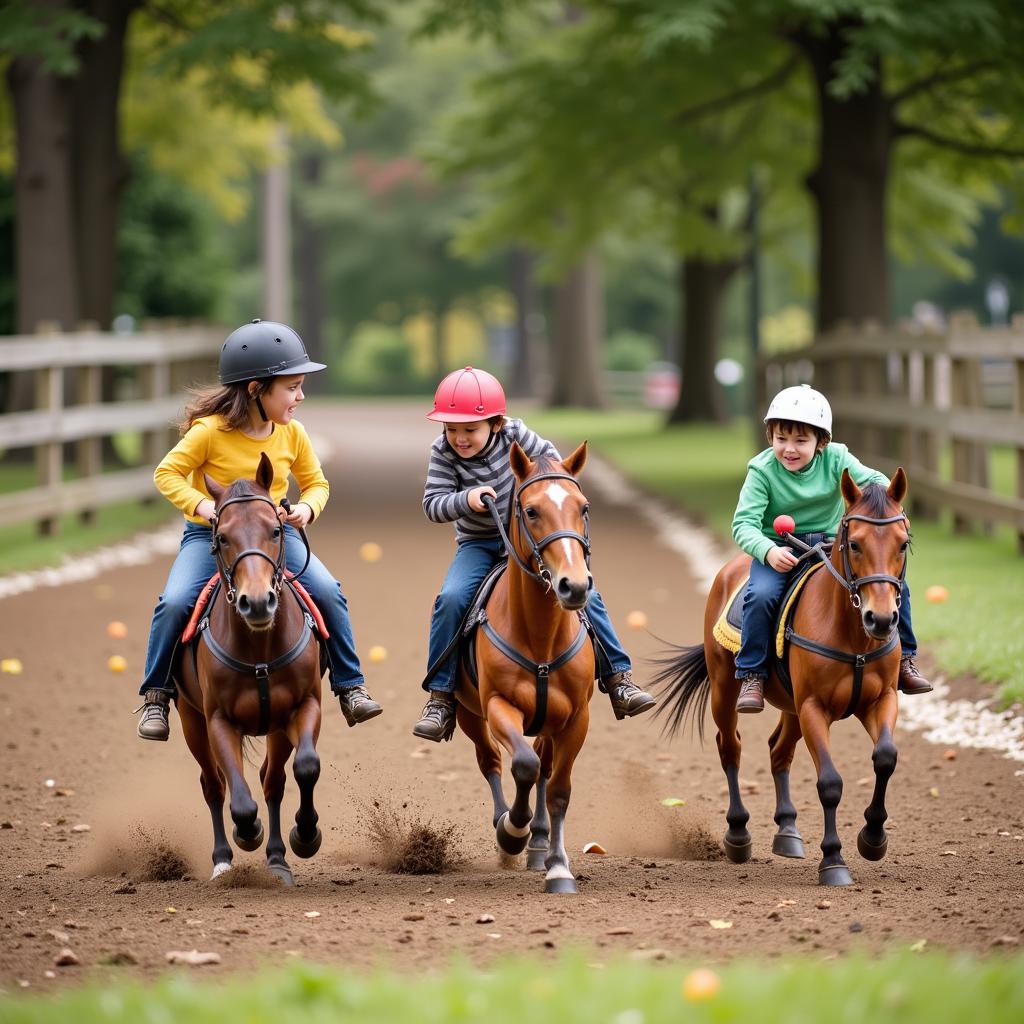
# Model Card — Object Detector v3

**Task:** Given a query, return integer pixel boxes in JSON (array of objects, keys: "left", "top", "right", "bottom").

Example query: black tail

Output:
[{"left": 650, "top": 641, "right": 710, "bottom": 743}]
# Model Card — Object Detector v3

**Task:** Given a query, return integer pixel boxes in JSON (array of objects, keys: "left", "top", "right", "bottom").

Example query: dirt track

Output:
[{"left": 1, "top": 401, "right": 1022, "bottom": 991}]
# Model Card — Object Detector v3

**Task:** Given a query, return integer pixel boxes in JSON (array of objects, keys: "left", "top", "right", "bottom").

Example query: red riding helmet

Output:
[{"left": 426, "top": 366, "right": 507, "bottom": 422}]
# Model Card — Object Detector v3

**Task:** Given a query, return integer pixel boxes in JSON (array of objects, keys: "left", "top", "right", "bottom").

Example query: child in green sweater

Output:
[{"left": 732, "top": 385, "right": 932, "bottom": 713}]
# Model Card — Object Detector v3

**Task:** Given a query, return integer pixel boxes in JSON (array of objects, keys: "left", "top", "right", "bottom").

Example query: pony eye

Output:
[
  {"left": 900, "top": 540, "right": 909, "bottom": 552},
  {"left": 849, "top": 540, "right": 860, "bottom": 553},
  {"left": 272, "top": 527, "right": 281, "bottom": 539},
  {"left": 524, "top": 507, "right": 538, "bottom": 520},
  {"left": 217, "top": 533, "right": 228, "bottom": 546}
]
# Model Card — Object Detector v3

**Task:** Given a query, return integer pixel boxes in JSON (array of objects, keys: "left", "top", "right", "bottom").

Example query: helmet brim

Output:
[
  {"left": 221, "top": 359, "right": 326, "bottom": 384},
  {"left": 426, "top": 409, "right": 502, "bottom": 423}
]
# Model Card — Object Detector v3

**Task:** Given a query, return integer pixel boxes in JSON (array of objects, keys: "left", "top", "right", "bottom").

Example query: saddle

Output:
[{"left": 712, "top": 561, "right": 824, "bottom": 696}]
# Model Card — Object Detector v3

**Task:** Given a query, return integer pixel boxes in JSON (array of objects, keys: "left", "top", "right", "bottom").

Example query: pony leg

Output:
[
  {"left": 455, "top": 702, "right": 509, "bottom": 828},
  {"left": 857, "top": 689, "right": 899, "bottom": 861},
  {"left": 177, "top": 698, "right": 233, "bottom": 878},
  {"left": 527, "top": 738, "right": 552, "bottom": 871},
  {"left": 258, "top": 732, "right": 294, "bottom": 885},
  {"left": 485, "top": 696, "right": 539, "bottom": 856},
  {"left": 543, "top": 708, "right": 589, "bottom": 894},
  {"left": 768, "top": 712, "right": 806, "bottom": 859},
  {"left": 798, "top": 701, "right": 852, "bottom": 886},
  {"left": 711, "top": 683, "right": 751, "bottom": 863},
  {"left": 286, "top": 695, "right": 323, "bottom": 859},
  {"left": 208, "top": 712, "right": 264, "bottom": 852}
]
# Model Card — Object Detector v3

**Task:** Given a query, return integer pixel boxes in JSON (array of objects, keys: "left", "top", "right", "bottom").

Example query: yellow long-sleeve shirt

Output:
[{"left": 153, "top": 415, "right": 330, "bottom": 524}]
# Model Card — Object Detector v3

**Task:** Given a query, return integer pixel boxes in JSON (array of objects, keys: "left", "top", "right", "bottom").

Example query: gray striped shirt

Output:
[{"left": 423, "top": 418, "right": 561, "bottom": 544}]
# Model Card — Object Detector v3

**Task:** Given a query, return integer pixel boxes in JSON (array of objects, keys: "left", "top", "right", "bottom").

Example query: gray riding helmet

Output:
[{"left": 219, "top": 319, "right": 326, "bottom": 384}]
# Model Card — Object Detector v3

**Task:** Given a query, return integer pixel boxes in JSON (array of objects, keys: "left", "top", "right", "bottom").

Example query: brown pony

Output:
[
  {"left": 455, "top": 442, "right": 596, "bottom": 894},
  {"left": 175, "top": 453, "right": 324, "bottom": 886},
  {"left": 655, "top": 469, "right": 911, "bottom": 886}
]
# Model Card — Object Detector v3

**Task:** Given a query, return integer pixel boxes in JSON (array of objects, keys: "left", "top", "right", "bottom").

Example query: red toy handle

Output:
[{"left": 773, "top": 514, "right": 796, "bottom": 537}]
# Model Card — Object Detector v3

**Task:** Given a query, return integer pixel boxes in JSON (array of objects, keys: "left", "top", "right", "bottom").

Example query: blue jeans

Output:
[
  {"left": 735, "top": 533, "right": 918, "bottom": 679},
  {"left": 141, "top": 522, "right": 364, "bottom": 696},
  {"left": 424, "top": 538, "right": 631, "bottom": 693}
]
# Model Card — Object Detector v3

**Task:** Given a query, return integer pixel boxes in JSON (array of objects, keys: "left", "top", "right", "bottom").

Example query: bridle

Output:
[
  {"left": 209, "top": 494, "right": 286, "bottom": 605},
  {"left": 484, "top": 472, "right": 591, "bottom": 592}
]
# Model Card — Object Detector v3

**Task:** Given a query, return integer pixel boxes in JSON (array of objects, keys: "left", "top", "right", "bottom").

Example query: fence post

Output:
[
  {"left": 76, "top": 362, "right": 102, "bottom": 525},
  {"left": 35, "top": 363, "right": 63, "bottom": 537},
  {"left": 140, "top": 358, "right": 172, "bottom": 503},
  {"left": 1016, "top": 351, "right": 1024, "bottom": 554}
]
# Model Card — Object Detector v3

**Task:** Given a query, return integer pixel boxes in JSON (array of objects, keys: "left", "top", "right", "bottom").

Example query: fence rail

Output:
[
  {"left": 757, "top": 315, "right": 1024, "bottom": 551},
  {"left": 0, "top": 326, "right": 223, "bottom": 533}
]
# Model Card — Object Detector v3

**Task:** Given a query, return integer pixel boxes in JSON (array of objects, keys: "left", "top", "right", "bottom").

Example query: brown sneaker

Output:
[
  {"left": 136, "top": 689, "right": 171, "bottom": 741},
  {"left": 736, "top": 674, "right": 766, "bottom": 714},
  {"left": 412, "top": 693, "right": 456, "bottom": 742},
  {"left": 337, "top": 685, "right": 383, "bottom": 727},
  {"left": 898, "top": 655, "right": 933, "bottom": 695},
  {"left": 605, "top": 670, "right": 656, "bottom": 720}
]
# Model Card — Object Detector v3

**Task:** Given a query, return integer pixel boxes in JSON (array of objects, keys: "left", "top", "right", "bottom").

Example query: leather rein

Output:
[
  {"left": 784, "top": 509, "right": 909, "bottom": 719},
  {"left": 479, "top": 472, "right": 593, "bottom": 736}
]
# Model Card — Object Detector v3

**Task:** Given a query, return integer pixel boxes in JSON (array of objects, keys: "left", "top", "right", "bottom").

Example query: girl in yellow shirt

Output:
[{"left": 135, "top": 320, "right": 382, "bottom": 740}]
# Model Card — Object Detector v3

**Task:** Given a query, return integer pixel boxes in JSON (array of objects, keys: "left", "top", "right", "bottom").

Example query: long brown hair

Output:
[{"left": 179, "top": 378, "right": 271, "bottom": 435}]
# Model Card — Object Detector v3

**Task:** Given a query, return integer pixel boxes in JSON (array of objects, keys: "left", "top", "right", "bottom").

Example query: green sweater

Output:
[{"left": 732, "top": 443, "right": 888, "bottom": 564}]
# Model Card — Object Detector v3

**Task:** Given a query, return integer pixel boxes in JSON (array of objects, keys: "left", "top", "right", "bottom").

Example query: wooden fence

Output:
[
  {"left": 757, "top": 315, "right": 1024, "bottom": 551},
  {"left": 0, "top": 326, "right": 223, "bottom": 534}
]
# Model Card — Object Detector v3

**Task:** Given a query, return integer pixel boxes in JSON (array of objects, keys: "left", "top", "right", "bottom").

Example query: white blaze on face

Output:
[{"left": 543, "top": 481, "right": 575, "bottom": 566}]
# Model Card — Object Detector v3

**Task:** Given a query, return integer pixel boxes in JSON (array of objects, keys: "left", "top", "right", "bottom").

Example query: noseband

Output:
[
  {"left": 485, "top": 472, "right": 591, "bottom": 591},
  {"left": 210, "top": 494, "right": 285, "bottom": 605}
]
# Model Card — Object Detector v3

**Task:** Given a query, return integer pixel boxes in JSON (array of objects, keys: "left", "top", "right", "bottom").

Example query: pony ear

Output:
[
  {"left": 204, "top": 474, "right": 226, "bottom": 505},
  {"left": 255, "top": 452, "right": 274, "bottom": 493},
  {"left": 887, "top": 466, "right": 908, "bottom": 506},
  {"left": 561, "top": 440, "right": 588, "bottom": 478},
  {"left": 509, "top": 441, "right": 534, "bottom": 481},
  {"left": 840, "top": 467, "right": 862, "bottom": 508}
]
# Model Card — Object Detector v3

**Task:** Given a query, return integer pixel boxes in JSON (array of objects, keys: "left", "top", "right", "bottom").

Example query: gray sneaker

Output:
[
  {"left": 412, "top": 693, "right": 456, "bottom": 742},
  {"left": 338, "top": 686, "right": 383, "bottom": 727},
  {"left": 136, "top": 689, "right": 171, "bottom": 741}
]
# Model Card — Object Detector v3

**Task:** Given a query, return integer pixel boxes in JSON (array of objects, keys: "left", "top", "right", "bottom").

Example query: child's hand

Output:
[
  {"left": 468, "top": 486, "right": 497, "bottom": 513},
  {"left": 766, "top": 545, "right": 799, "bottom": 572},
  {"left": 281, "top": 502, "right": 313, "bottom": 529},
  {"left": 195, "top": 498, "right": 217, "bottom": 523}
]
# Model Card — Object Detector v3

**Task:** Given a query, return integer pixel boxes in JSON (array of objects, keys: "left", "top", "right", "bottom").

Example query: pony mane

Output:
[
  {"left": 531, "top": 453, "right": 562, "bottom": 477},
  {"left": 852, "top": 482, "right": 894, "bottom": 518},
  {"left": 223, "top": 478, "right": 261, "bottom": 502}
]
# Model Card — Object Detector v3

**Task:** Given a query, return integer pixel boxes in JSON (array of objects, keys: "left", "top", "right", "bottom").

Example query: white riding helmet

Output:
[{"left": 764, "top": 384, "right": 832, "bottom": 437}]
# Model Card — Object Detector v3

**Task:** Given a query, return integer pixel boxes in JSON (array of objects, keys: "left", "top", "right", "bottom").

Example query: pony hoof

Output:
[
  {"left": 723, "top": 834, "right": 752, "bottom": 863},
  {"left": 210, "top": 861, "right": 232, "bottom": 880},
  {"left": 233, "top": 820, "right": 264, "bottom": 852},
  {"left": 772, "top": 833, "right": 806, "bottom": 859},
  {"left": 496, "top": 812, "right": 529, "bottom": 855},
  {"left": 544, "top": 876, "right": 578, "bottom": 895},
  {"left": 857, "top": 828, "right": 888, "bottom": 861},
  {"left": 526, "top": 847, "right": 548, "bottom": 871},
  {"left": 267, "top": 862, "right": 294, "bottom": 886},
  {"left": 819, "top": 863, "right": 854, "bottom": 887},
  {"left": 289, "top": 825, "right": 322, "bottom": 859}
]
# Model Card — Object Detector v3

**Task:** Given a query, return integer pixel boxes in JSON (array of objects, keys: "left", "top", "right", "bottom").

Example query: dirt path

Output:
[{"left": 1, "top": 401, "right": 1022, "bottom": 991}]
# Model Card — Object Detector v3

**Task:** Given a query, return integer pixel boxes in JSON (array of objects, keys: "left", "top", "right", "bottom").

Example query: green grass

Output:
[
  {"left": 529, "top": 409, "right": 1024, "bottom": 705},
  {"left": 2, "top": 953, "right": 1022, "bottom": 1023}
]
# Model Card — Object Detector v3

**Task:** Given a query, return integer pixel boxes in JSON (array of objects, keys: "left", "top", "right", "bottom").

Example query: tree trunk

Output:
[
  {"left": 431, "top": 297, "right": 451, "bottom": 380},
  {"left": 666, "top": 255, "right": 737, "bottom": 424},
  {"left": 296, "top": 152, "right": 327, "bottom": 393},
  {"left": 71, "top": 0, "right": 136, "bottom": 328},
  {"left": 507, "top": 247, "right": 539, "bottom": 398},
  {"left": 7, "top": 47, "right": 78, "bottom": 335},
  {"left": 548, "top": 252, "right": 605, "bottom": 408},
  {"left": 795, "top": 25, "right": 894, "bottom": 333}
]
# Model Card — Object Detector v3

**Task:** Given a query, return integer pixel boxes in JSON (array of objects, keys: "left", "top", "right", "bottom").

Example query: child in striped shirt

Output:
[{"left": 412, "top": 366, "right": 655, "bottom": 742}]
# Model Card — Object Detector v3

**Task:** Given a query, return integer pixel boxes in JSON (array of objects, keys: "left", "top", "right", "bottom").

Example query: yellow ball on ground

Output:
[
  {"left": 107, "top": 655, "right": 127, "bottom": 673},
  {"left": 359, "top": 542, "right": 383, "bottom": 563},
  {"left": 626, "top": 610, "right": 648, "bottom": 630},
  {"left": 924, "top": 585, "right": 949, "bottom": 603},
  {"left": 368, "top": 645, "right": 387, "bottom": 663},
  {"left": 682, "top": 968, "right": 721, "bottom": 1002},
  {"left": 106, "top": 621, "right": 128, "bottom": 639},
  {"left": 1, "top": 658, "right": 24, "bottom": 675}
]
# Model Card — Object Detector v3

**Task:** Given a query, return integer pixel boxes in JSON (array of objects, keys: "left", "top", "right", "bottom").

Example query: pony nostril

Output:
[
  {"left": 557, "top": 578, "right": 573, "bottom": 598},
  {"left": 237, "top": 594, "right": 251, "bottom": 614},
  {"left": 266, "top": 591, "right": 278, "bottom": 612},
  {"left": 586, "top": 574, "right": 594, "bottom": 592}
]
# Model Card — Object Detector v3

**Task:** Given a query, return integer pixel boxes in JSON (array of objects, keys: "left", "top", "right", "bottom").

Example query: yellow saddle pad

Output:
[{"left": 712, "top": 562, "right": 824, "bottom": 658}]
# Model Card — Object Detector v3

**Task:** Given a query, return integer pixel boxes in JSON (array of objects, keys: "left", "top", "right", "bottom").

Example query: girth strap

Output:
[
  {"left": 784, "top": 626, "right": 899, "bottom": 720},
  {"left": 199, "top": 612, "right": 315, "bottom": 735},
  {"left": 480, "top": 614, "right": 589, "bottom": 737}
]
